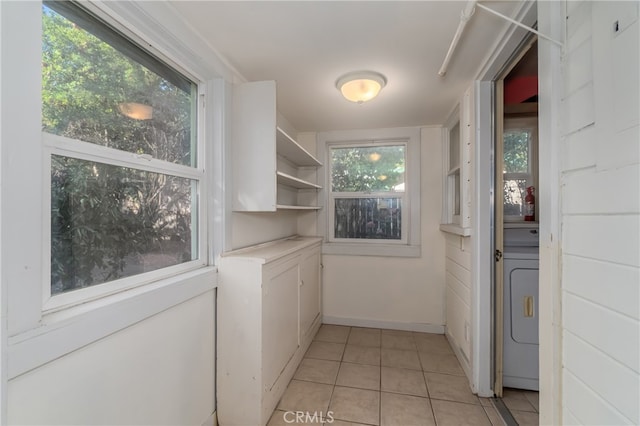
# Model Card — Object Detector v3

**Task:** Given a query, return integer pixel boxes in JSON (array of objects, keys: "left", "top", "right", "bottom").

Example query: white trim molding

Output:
[{"left": 317, "top": 126, "right": 421, "bottom": 258}]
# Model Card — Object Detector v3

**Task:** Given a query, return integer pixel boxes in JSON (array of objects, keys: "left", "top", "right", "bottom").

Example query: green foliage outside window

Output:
[
  {"left": 43, "top": 4, "right": 198, "bottom": 294},
  {"left": 503, "top": 130, "right": 529, "bottom": 174},
  {"left": 331, "top": 145, "right": 405, "bottom": 193},
  {"left": 503, "top": 130, "right": 531, "bottom": 216}
]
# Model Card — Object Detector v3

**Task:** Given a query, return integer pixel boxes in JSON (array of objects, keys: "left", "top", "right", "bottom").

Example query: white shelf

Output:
[
  {"left": 276, "top": 204, "right": 322, "bottom": 211},
  {"left": 232, "top": 81, "right": 322, "bottom": 211},
  {"left": 276, "top": 127, "right": 322, "bottom": 167},
  {"left": 276, "top": 171, "right": 321, "bottom": 190}
]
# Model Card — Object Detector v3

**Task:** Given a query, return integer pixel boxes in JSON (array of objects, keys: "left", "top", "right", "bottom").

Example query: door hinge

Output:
[{"left": 495, "top": 249, "right": 503, "bottom": 262}]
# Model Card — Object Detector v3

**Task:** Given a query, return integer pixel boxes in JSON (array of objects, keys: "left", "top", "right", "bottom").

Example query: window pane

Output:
[
  {"left": 503, "top": 130, "right": 530, "bottom": 173},
  {"left": 51, "top": 156, "right": 198, "bottom": 294},
  {"left": 334, "top": 198, "right": 401, "bottom": 240},
  {"left": 454, "top": 171, "right": 461, "bottom": 216},
  {"left": 42, "top": 4, "right": 197, "bottom": 166},
  {"left": 504, "top": 178, "right": 527, "bottom": 217},
  {"left": 331, "top": 145, "right": 405, "bottom": 192},
  {"left": 449, "top": 122, "right": 460, "bottom": 170}
]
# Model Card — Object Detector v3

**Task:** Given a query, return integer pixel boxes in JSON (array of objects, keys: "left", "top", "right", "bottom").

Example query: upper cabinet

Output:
[{"left": 232, "top": 81, "right": 322, "bottom": 212}]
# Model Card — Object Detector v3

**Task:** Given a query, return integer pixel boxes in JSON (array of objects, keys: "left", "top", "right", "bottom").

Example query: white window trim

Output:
[
  {"left": 1, "top": 1, "right": 225, "bottom": 380},
  {"left": 328, "top": 141, "right": 408, "bottom": 245},
  {"left": 318, "top": 127, "right": 421, "bottom": 257},
  {"left": 42, "top": 131, "right": 207, "bottom": 312},
  {"left": 440, "top": 89, "right": 472, "bottom": 236}
]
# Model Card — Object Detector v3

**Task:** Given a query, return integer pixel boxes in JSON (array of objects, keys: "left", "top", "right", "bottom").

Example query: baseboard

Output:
[
  {"left": 322, "top": 315, "right": 445, "bottom": 334},
  {"left": 445, "top": 329, "right": 473, "bottom": 382}
]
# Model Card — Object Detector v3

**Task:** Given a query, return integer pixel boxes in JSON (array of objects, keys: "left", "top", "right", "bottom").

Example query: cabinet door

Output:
[
  {"left": 262, "top": 257, "right": 300, "bottom": 391},
  {"left": 299, "top": 247, "right": 321, "bottom": 340},
  {"left": 232, "top": 80, "right": 278, "bottom": 211}
]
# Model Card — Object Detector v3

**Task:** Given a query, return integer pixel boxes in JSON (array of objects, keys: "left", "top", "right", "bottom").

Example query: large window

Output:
[
  {"left": 42, "top": 2, "right": 203, "bottom": 305},
  {"left": 329, "top": 144, "right": 406, "bottom": 242}
]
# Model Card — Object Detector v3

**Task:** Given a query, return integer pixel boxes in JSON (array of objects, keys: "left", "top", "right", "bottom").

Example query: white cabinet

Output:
[
  {"left": 232, "top": 80, "right": 322, "bottom": 211},
  {"left": 217, "top": 237, "right": 322, "bottom": 426},
  {"left": 299, "top": 246, "right": 322, "bottom": 341}
]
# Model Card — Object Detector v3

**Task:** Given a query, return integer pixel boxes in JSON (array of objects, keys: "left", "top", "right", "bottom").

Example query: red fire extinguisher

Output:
[{"left": 524, "top": 186, "right": 535, "bottom": 221}]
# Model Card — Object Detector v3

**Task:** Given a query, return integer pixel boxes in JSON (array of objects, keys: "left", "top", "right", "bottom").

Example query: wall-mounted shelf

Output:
[
  {"left": 276, "top": 127, "right": 322, "bottom": 167},
  {"left": 276, "top": 204, "right": 322, "bottom": 211},
  {"left": 232, "top": 81, "right": 322, "bottom": 212},
  {"left": 276, "top": 171, "right": 321, "bottom": 190}
]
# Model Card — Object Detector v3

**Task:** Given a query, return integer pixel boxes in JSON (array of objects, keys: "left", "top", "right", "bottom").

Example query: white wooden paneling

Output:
[
  {"left": 445, "top": 239, "right": 472, "bottom": 269},
  {"left": 596, "top": 125, "right": 640, "bottom": 172},
  {"left": 611, "top": 9, "right": 639, "bottom": 133},
  {"left": 446, "top": 286, "right": 470, "bottom": 360},
  {"left": 566, "top": 0, "right": 589, "bottom": 23},
  {"left": 559, "top": 3, "right": 640, "bottom": 425},
  {"left": 444, "top": 230, "right": 471, "bottom": 368},
  {"left": 563, "top": 369, "right": 635, "bottom": 425},
  {"left": 564, "top": 331, "right": 639, "bottom": 423},
  {"left": 563, "top": 255, "right": 639, "bottom": 319},
  {"left": 445, "top": 258, "right": 471, "bottom": 288},
  {"left": 563, "top": 215, "right": 640, "bottom": 267},
  {"left": 562, "top": 83, "right": 595, "bottom": 135},
  {"left": 446, "top": 272, "right": 471, "bottom": 307},
  {"left": 592, "top": 1, "right": 640, "bottom": 172},
  {"left": 562, "top": 164, "right": 640, "bottom": 215},
  {"left": 564, "top": 40, "right": 592, "bottom": 95},
  {"left": 562, "top": 125, "right": 597, "bottom": 171},
  {"left": 563, "top": 292, "right": 639, "bottom": 372},
  {"left": 566, "top": 7, "right": 591, "bottom": 51},
  {"left": 563, "top": 407, "right": 581, "bottom": 426}
]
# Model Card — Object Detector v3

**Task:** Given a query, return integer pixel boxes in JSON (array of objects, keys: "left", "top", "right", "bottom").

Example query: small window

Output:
[
  {"left": 329, "top": 144, "right": 407, "bottom": 243},
  {"left": 503, "top": 117, "right": 538, "bottom": 221},
  {"left": 43, "top": 2, "right": 203, "bottom": 302},
  {"left": 447, "top": 122, "right": 461, "bottom": 223}
]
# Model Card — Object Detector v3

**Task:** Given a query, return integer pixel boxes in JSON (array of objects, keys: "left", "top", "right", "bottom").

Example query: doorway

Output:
[{"left": 492, "top": 38, "right": 541, "bottom": 424}]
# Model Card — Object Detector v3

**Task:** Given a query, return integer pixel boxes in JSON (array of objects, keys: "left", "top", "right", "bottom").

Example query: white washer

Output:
[{"left": 503, "top": 228, "right": 539, "bottom": 391}]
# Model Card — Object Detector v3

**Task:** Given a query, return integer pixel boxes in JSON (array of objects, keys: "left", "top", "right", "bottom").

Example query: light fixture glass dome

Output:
[
  {"left": 118, "top": 102, "right": 153, "bottom": 120},
  {"left": 336, "top": 71, "right": 387, "bottom": 103}
]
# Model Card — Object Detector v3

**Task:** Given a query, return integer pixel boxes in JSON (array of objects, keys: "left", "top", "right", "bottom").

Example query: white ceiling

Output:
[{"left": 170, "top": 1, "right": 527, "bottom": 133}]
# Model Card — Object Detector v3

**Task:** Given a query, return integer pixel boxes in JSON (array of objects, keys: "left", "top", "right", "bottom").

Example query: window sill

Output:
[
  {"left": 322, "top": 242, "right": 420, "bottom": 258},
  {"left": 439, "top": 223, "right": 471, "bottom": 237},
  {"left": 7, "top": 266, "right": 217, "bottom": 379}
]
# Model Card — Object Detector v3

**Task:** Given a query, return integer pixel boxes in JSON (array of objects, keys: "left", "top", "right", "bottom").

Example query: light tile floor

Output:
[
  {"left": 268, "top": 325, "right": 506, "bottom": 426},
  {"left": 501, "top": 388, "right": 540, "bottom": 426}
]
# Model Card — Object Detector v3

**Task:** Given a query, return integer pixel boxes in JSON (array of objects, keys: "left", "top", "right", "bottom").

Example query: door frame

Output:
[
  {"left": 494, "top": 37, "right": 538, "bottom": 397},
  {"left": 469, "top": 1, "right": 538, "bottom": 398},
  {"left": 472, "top": 3, "right": 565, "bottom": 423}
]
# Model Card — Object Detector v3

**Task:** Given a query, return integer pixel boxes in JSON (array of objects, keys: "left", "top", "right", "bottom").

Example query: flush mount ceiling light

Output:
[{"left": 336, "top": 71, "right": 387, "bottom": 104}]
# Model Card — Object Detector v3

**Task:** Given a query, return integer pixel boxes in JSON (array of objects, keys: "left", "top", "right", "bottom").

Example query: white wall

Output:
[
  {"left": 322, "top": 127, "right": 446, "bottom": 332},
  {"left": 232, "top": 211, "right": 299, "bottom": 249},
  {"left": 558, "top": 1, "right": 639, "bottom": 424},
  {"left": 8, "top": 292, "right": 215, "bottom": 425}
]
